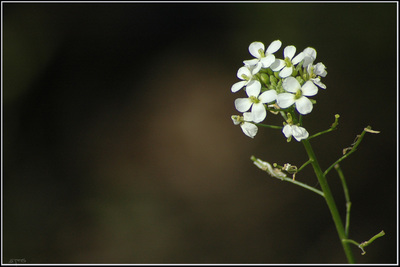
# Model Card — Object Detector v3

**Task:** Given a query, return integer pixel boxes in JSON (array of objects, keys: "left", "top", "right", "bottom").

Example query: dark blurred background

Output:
[{"left": 3, "top": 2, "right": 397, "bottom": 264}]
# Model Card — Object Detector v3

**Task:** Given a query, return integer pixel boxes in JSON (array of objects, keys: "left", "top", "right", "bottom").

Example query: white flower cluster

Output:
[{"left": 231, "top": 40, "right": 327, "bottom": 140}]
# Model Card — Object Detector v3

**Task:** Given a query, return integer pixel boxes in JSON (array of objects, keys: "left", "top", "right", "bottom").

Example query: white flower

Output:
[
  {"left": 307, "top": 62, "right": 327, "bottom": 89},
  {"left": 231, "top": 113, "right": 258, "bottom": 138},
  {"left": 231, "top": 65, "right": 261, "bottom": 93},
  {"left": 302, "top": 47, "right": 317, "bottom": 67},
  {"left": 276, "top": 77, "right": 318, "bottom": 115},
  {"left": 282, "top": 124, "right": 309, "bottom": 142},
  {"left": 243, "top": 40, "right": 282, "bottom": 73},
  {"left": 270, "top": 45, "right": 304, "bottom": 78},
  {"left": 234, "top": 85, "right": 277, "bottom": 123}
]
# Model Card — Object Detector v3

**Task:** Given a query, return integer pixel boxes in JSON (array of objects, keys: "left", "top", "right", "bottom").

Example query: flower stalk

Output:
[{"left": 302, "top": 139, "right": 356, "bottom": 263}]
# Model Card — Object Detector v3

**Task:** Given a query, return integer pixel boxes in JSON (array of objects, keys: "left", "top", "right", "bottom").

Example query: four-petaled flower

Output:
[
  {"left": 243, "top": 40, "right": 282, "bottom": 74},
  {"left": 234, "top": 85, "right": 277, "bottom": 123},
  {"left": 270, "top": 45, "right": 304, "bottom": 78},
  {"left": 231, "top": 65, "right": 261, "bottom": 93},
  {"left": 282, "top": 124, "right": 309, "bottom": 142},
  {"left": 277, "top": 77, "right": 318, "bottom": 115}
]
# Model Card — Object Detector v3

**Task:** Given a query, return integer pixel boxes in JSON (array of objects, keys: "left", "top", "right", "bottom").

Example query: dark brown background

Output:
[{"left": 3, "top": 2, "right": 397, "bottom": 264}]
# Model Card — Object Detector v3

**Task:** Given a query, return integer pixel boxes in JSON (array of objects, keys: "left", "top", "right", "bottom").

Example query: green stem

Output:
[
  {"left": 308, "top": 114, "right": 340, "bottom": 140},
  {"left": 256, "top": 123, "right": 283, "bottom": 130},
  {"left": 343, "top": 230, "right": 385, "bottom": 255},
  {"left": 335, "top": 164, "right": 351, "bottom": 237},
  {"left": 297, "top": 159, "right": 313, "bottom": 172},
  {"left": 281, "top": 176, "right": 324, "bottom": 197},
  {"left": 302, "top": 139, "right": 355, "bottom": 263},
  {"left": 361, "top": 230, "right": 385, "bottom": 248}
]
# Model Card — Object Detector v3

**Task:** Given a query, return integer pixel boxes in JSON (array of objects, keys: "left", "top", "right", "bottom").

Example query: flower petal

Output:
[
  {"left": 251, "top": 103, "right": 267, "bottom": 123},
  {"left": 241, "top": 122, "right": 258, "bottom": 138},
  {"left": 266, "top": 40, "right": 282, "bottom": 54},
  {"left": 237, "top": 66, "right": 251, "bottom": 79},
  {"left": 259, "top": 90, "right": 277, "bottom": 103},
  {"left": 231, "top": 81, "right": 247, "bottom": 93},
  {"left": 243, "top": 58, "right": 259, "bottom": 67},
  {"left": 276, "top": 93, "right": 295, "bottom": 109},
  {"left": 284, "top": 45, "right": 296, "bottom": 60},
  {"left": 251, "top": 62, "right": 262, "bottom": 75},
  {"left": 248, "top": 41, "right": 265, "bottom": 59},
  {"left": 270, "top": 59, "right": 285, "bottom": 71},
  {"left": 292, "top": 125, "right": 309, "bottom": 141},
  {"left": 234, "top": 98, "right": 252, "bottom": 112},
  {"left": 282, "top": 124, "right": 293, "bottom": 138},
  {"left": 301, "top": 81, "right": 318, "bottom": 96},
  {"left": 282, "top": 77, "right": 300, "bottom": 93},
  {"left": 260, "top": 54, "right": 275, "bottom": 68},
  {"left": 279, "top": 66, "right": 293, "bottom": 78},
  {"left": 246, "top": 80, "right": 261, "bottom": 97},
  {"left": 312, "top": 78, "right": 326, "bottom": 89},
  {"left": 302, "top": 47, "right": 317, "bottom": 67},
  {"left": 292, "top": 52, "right": 304, "bottom": 65},
  {"left": 243, "top": 112, "right": 253, "bottom": 122},
  {"left": 295, "top": 96, "right": 313, "bottom": 115},
  {"left": 314, "top": 62, "right": 327, "bottom": 77}
]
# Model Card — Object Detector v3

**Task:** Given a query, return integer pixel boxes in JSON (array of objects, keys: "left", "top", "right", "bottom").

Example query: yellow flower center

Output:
[
  {"left": 284, "top": 57, "right": 292, "bottom": 67},
  {"left": 241, "top": 74, "right": 250, "bottom": 81},
  {"left": 250, "top": 96, "right": 260, "bottom": 104},
  {"left": 294, "top": 89, "right": 302, "bottom": 100}
]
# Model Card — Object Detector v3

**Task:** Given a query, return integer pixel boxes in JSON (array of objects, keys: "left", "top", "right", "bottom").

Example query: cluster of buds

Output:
[{"left": 231, "top": 40, "right": 327, "bottom": 141}]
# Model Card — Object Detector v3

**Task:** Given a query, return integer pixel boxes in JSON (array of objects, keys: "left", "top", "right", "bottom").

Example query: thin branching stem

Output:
[
  {"left": 297, "top": 159, "right": 313, "bottom": 172},
  {"left": 324, "top": 126, "right": 371, "bottom": 176},
  {"left": 256, "top": 123, "right": 283, "bottom": 130},
  {"left": 281, "top": 176, "right": 324, "bottom": 197},
  {"left": 308, "top": 114, "right": 340, "bottom": 140},
  {"left": 343, "top": 231, "right": 385, "bottom": 255}
]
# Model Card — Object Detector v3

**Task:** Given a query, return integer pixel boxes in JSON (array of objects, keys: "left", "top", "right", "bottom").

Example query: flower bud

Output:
[
  {"left": 266, "top": 68, "right": 273, "bottom": 75},
  {"left": 260, "top": 73, "right": 269, "bottom": 85},
  {"left": 295, "top": 76, "right": 304, "bottom": 85},
  {"left": 270, "top": 75, "right": 277, "bottom": 85}
]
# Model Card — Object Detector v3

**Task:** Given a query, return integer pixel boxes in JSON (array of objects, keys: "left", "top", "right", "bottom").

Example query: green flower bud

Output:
[
  {"left": 296, "top": 76, "right": 304, "bottom": 85},
  {"left": 286, "top": 113, "right": 293, "bottom": 124},
  {"left": 260, "top": 73, "right": 269, "bottom": 85},
  {"left": 270, "top": 75, "right": 277, "bottom": 85}
]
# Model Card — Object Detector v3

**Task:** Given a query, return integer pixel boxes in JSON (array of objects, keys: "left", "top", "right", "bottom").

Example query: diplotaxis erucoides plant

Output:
[{"left": 230, "top": 40, "right": 384, "bottom": 263}]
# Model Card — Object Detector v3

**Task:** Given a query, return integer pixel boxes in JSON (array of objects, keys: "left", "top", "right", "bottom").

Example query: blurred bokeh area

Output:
[{"left": 3, "top": 2, "right": 397, "bottom": 264}]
